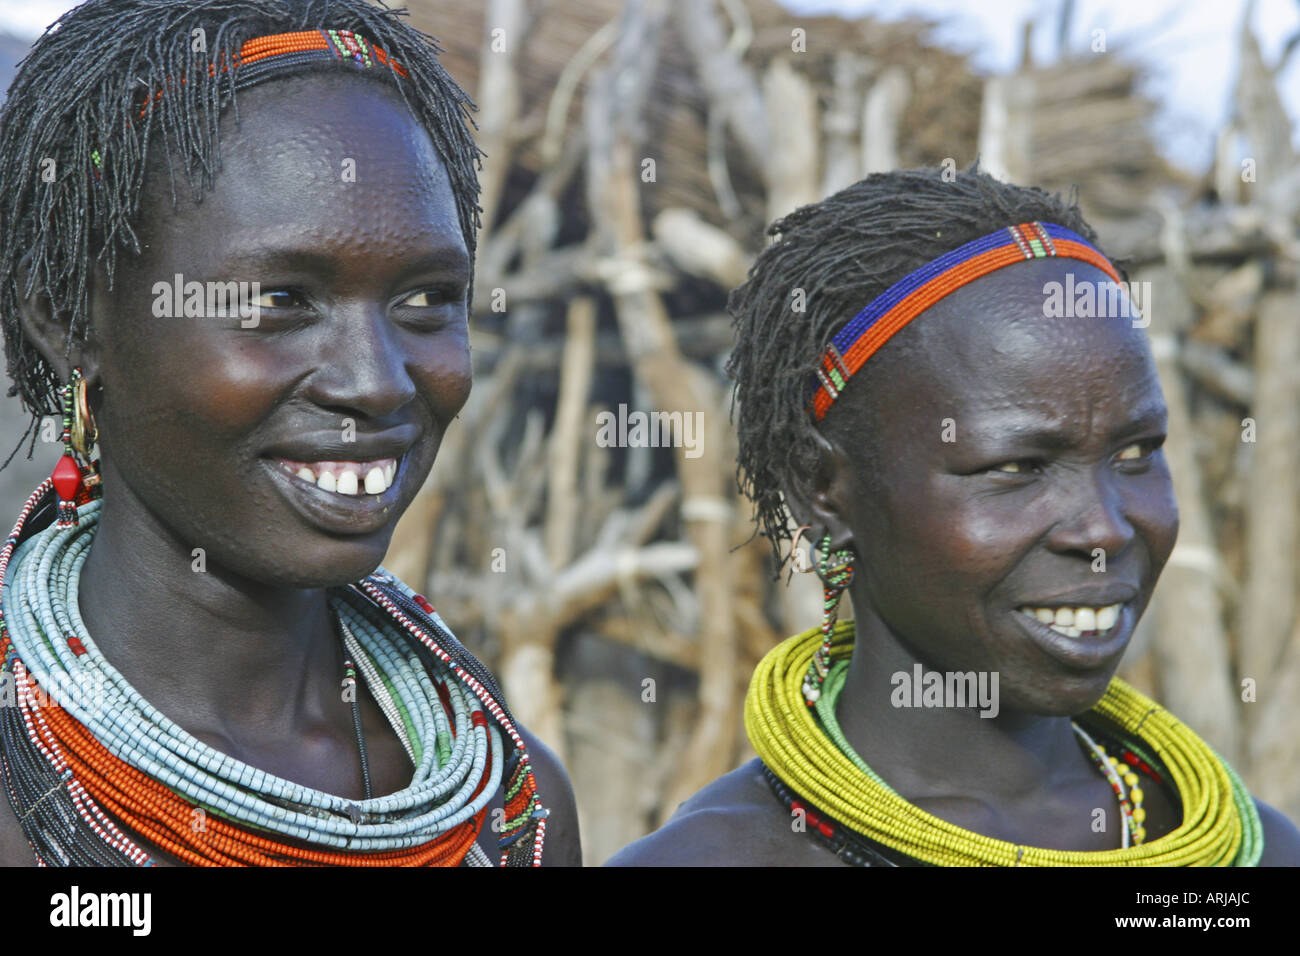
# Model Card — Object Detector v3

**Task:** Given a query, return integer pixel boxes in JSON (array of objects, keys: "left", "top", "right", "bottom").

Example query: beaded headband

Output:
[
  {"left": 809, "top": 221, "right": 1122, "bottom": 421},
  {"left": 224, "top": 28, "right": 408, "bottom": 83},
  {"left": 90, "top": 29, "right": 406, "bottom": 180}
]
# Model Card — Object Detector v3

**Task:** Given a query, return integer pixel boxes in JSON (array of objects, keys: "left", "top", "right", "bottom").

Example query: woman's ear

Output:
[
  {"left": 15, "top": 252, "right": 104, "bottom": 387},
  {"left": 782, "top": 425, "right": 856, "bottom": 552}
]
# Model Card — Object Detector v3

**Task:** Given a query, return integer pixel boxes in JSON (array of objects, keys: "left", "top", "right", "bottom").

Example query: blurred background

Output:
[{"left": 2, "top": 0, "right": 1299, "bottom": 863}]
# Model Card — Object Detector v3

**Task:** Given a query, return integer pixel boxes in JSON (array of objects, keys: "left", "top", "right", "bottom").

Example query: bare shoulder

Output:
[
  {"left": 515, "top": 723, "right": 582, "bottom": 867},
  {"left": 1254, "top": 799, "right": 1300, "bottom": 866},
  {"left": 606, "top": 758, "right": 839, "bottom": 866}
]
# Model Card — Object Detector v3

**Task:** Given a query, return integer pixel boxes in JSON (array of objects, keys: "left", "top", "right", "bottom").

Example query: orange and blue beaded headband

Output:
[
  {"left": 809, "top": 221, "right": 1123, "bottom": 421},
  {"left": 89, "top": 28, "right": 406, "bottom": 180}
]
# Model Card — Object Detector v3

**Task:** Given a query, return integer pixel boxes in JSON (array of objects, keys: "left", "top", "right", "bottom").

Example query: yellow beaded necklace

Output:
[{"left": 745, "top": 622, "right": 1263, "bottom": 866}]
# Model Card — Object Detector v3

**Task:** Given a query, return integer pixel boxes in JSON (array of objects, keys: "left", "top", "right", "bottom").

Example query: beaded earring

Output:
[
  {"left": 801, "top": 533, "right": 855, "bottom": 706},
  {"left": 50, "top": 366, "right": 101, "bottom": 528}
]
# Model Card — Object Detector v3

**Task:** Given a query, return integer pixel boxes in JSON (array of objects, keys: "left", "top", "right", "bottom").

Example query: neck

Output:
[
  {"left": 73, "top": 457, "right": 342, "bottom": 739},
  {"left": 832, "top": 588, "right": 1089, "bottom": 804}
]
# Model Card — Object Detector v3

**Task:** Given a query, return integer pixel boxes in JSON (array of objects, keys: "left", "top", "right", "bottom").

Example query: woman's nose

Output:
[
  {"left": 301, "top": 304, "right": 417, "bottom": 419},
  {"left": 1046, "top": 469, "right": 1136, "bottom": 561}
]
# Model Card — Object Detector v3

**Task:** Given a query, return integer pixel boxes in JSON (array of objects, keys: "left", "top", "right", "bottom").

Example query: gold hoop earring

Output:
[{"left": 70, "top": 372, "right": 98, "bottom": 457}]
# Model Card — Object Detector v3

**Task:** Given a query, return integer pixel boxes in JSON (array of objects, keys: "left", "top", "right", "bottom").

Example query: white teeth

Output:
[
  {"left": 1018, "top": 603, "right": 1124, "bottom": 637},
  {"left": 279, "top": 456, "right": 399, "bottom": 496}
]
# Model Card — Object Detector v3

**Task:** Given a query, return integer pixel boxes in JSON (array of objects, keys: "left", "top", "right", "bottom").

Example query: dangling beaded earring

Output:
[
  {"left": 799, "top": 533, "right": 856, "bottom": 706},
  {"left": 50, "top": 367, "right": 101, "bottom": 528}
]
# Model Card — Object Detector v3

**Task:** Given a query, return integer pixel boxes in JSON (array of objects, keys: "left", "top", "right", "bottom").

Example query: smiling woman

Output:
[
  {"left": 0, "top": 0, "right": 579, "bottom": 867},
  {"left": 607, "top": 165, "right": 1300, "bottom": 867}
]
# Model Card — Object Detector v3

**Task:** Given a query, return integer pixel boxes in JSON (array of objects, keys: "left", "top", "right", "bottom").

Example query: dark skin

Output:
[
  {"left": 610, "top": 256, "right": 1300, "bottom": 865},
  {"left": 0, "top": 72, "right": 580, "bottom": 867}
]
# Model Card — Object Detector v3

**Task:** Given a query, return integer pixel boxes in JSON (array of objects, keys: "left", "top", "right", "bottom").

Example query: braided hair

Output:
[
  {"left": 0, "top": 0, "right": 484, "bottom": 469},
  {"left": 725, "top": 164, "right": 1122, "bottom": 575}
]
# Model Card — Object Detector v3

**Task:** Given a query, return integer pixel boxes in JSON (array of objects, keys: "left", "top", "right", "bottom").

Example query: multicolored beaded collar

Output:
[
  {"left": 0, "top": 480, "right": 549, "bottom": 867},
  {"left": 809, "top": 221, "right": 1123, "bottom": 421},
  {"left": 90, "top": 28, "right": 406, "bottom": 181}
]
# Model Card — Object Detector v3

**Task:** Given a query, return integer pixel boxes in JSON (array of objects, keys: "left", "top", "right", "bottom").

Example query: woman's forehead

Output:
[
  {"left": 858, "top": 258, "right": 1163, "bottom": 436},
  {"left": 128, "top": 73, "right": 461, "bottom": 263}
]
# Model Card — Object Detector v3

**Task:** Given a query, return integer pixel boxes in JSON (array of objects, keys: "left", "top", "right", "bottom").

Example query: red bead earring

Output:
[{"left": 51, "top": 367, "right": 101, "bottom": 528}]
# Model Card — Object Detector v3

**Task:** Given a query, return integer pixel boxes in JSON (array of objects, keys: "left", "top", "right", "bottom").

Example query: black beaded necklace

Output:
[{"left": 761, "top": 763, "right": 918, "bottom": 867}]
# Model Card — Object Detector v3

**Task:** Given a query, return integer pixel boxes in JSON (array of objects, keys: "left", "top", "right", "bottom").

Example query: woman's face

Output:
[
  {"left": 827, "top": 256, "right": 1178, "bottom": 715},
  {"left": 87, "top": 72, "right": 472, "bottom": 588}
]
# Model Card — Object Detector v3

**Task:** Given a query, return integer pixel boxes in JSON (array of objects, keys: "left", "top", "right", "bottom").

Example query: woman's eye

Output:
[
  {"left": 1117, "top": 443, "right": 1142, "bottom": 461},
  {"left": 399, "top": 287, "right": 461, "bottom": 308},
  {"left": 1116, "top": 436, "right": 1165, "bottom": 462},
  {"left": 988, "top": 459, "right": 1038, "bottom": 475},
  {"left": 251, "top": 289, "right": 305, "bottom": 309}
]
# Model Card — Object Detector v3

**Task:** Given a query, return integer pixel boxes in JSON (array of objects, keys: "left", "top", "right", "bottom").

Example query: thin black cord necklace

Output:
[
  {"left": 341, "top": 656, "right": 374, "bottom": 801},
  {"left": 332, "top": 610, "right": 374, "bottom": 802}
]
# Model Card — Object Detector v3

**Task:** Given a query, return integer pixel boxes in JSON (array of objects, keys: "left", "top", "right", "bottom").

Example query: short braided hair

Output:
[
  {"left": 725, "top": 164, "right": 1121, "bottom": 574},
  {"left": 0, "top": 0, "right": 483, "bottom": 469}
]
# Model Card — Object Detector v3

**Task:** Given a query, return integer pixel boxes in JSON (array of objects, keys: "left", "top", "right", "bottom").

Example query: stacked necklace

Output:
[
  {"left": 1072, "top": 720, "right": 1145, "bottom": 847},
  {"left": 0, "top": 480, "right": 547, "bottom": 866},
  {"left": 746, "top": 622, "right": 1263, "bottom": 867}
]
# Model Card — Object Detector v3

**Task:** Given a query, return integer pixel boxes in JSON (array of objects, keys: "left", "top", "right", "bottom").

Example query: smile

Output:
[
  {"left": 1012, "top": 601, "right": 1132, "bottom": 670},
  {"left": 272, "top": 456, "right": 399, "bottom": 495},
  {"left": 261, "top": 454, "right": 407, "bottom": 535},
  {"left": 1014, "top": 603, "right": 1122, "bottom": 638}
]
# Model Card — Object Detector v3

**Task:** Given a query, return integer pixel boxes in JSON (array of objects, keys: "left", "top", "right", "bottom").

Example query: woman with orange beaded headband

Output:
[
  {"left": 0, "top": 0, "right": 579, "bottom": 867},
  {"left": 609, "top": 165, "right": 1300, "bottom": 867}
]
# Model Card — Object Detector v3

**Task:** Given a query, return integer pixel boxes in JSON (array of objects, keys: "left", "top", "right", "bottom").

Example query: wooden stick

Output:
[
  {"left": 651, "top": 208, "right": 753, "bottom": 288},
  {"left": 820, "top": 51, "right": 864, "bottom": 196},
  {"left": 1179, "top": 339, "right": 1255, "bottom": 407},
  {"left": 476, "top": 134, "right": 586, "bottom": 301},
  {"left": 673, "top": 0, "right": 770, "bottom": 181},
  {"left": 1240, "top": 290, "right": 1300, "bottom": 708},
  {"left": 763, "top": 57, "right": 819, "bottom": 220},
  {"left": 545, "top": 297, "right": 597, "bottom": 569},
  {"left": 1249, "top": 613, "right": 1300, "bottom": 819},
  {"left": 861, "top": 64, "right": 908, "bottom": 176},
  {"left": 474, "top": 0, "right": 529, "bottom": 241},
  {"left": 1141, "top": 266, "right": 1241, "bottom": 762}
]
